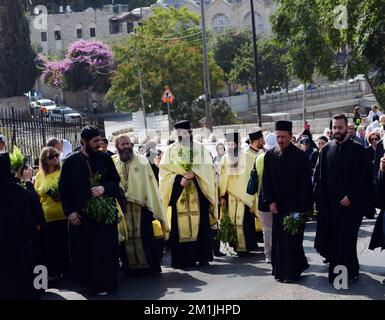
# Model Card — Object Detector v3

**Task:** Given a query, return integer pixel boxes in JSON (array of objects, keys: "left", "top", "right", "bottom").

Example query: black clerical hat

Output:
[
  {"left": 248, "top": 129, "right": 263, "bottom": 141},
  {"left": 275, "top": 120, "right": 292, "bottom": 132},
  {"left": 174, "top": 120, "right": 190, "bottom": 130},
  {"left": 225, "top": 131, "right": 239, "bottom": 143}
]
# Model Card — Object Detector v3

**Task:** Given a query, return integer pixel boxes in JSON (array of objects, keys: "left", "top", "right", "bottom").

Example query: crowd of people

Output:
[{"left": 2, "top": 105, "right": 385, "bottom": 300}]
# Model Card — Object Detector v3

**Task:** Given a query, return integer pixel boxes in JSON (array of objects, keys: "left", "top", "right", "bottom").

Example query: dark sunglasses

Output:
[
  {"left": 370, "top": 138, "right": 379, "bottom": 142},
  {"left": 48, "top": 154, "right": 59, "bottom": 160}
]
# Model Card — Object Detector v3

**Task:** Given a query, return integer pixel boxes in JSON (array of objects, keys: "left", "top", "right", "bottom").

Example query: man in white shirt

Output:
[{"left": 368, "top": 105, "right": 382, "bottom": 123}]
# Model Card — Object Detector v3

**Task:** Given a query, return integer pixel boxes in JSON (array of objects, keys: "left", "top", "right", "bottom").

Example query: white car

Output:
[
  {"left": 32, "top": 99, "right": 57, "bottom": 113},
  {"left": 348, "top": 74, "right": 366, "bottom": 83},
  {"left": 50, "top": 107, "right": 82, "bottom": 123}
]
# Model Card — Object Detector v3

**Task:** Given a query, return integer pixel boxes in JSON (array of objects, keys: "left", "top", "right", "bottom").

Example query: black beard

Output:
[
  {"left": 334, "top": 132, "right": 347, "bottom": 142},
  {"left": 86, "top": 143, "right": 98, "bottom": 155},
  {"left": 118, "top": 148, "right": 133, "bottom": 162}
]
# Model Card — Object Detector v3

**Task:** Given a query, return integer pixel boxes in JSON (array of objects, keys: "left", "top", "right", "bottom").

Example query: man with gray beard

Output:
[{"left": 112, "top": 134, "right": 169, "bottom": 275}]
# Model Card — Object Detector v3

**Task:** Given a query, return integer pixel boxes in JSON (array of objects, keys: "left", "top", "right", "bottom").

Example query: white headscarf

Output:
[{"left": 61, "top": 139, "right": 73, "bottom": 160}]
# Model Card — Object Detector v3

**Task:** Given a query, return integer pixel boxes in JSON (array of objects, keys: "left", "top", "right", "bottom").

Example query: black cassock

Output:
[
  {"left": 314, "top": 139, "right": 372, "bottom": 282},
  {"left": 59, "top": 151, "right": 121, "bottom": 293},
  {"left": 261, "top": 143, "right": 313, "bottom": 282},
  {"left": 369, "top": 169, "right": 385, "bottom": 251},
  {"left": 168, "top": 175, "right": 213, "bottom": 268},
  {"left": 0, "top": 155, "right": 39, "bottom": 300}
]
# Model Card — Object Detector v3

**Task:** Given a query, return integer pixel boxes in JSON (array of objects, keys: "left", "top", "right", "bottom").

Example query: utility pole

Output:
[
  {"left": 250, "top": 0, "right": 262, "bottom": 127},
  {"left": 200, "top": 0, "right": 213, "bottom": 132},
  {"left": 134, "top": 25, "right": 148, "bottom": 138}
]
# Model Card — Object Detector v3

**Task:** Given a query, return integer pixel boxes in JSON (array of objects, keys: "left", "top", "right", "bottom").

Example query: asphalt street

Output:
[{"left": 43, "top": 218, "right": 385, "bottom": 300}]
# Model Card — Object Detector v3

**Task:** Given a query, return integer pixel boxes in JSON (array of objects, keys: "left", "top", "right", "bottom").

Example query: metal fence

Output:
[
  {"left": 0, "top": 107, "right": 105, "bottom": 163},
  {"left": 264, "top": 82, "right": 367, "bottom": 105}
]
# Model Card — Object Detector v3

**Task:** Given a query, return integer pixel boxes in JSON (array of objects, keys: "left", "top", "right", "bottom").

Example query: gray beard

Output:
[{"left": 118, "top": 149, "right": 134, "bottom": 162}]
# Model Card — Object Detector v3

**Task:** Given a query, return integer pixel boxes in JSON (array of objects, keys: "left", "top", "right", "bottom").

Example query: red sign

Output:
[{"left": 161, "top": 86, "right": 175, "bottom": 104}]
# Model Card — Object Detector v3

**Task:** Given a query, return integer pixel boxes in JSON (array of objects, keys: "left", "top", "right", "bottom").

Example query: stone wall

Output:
[
  {"left": 39, "top": 83, "right": 112, "bottom": 112},
  {"left": 0, "top": 96, "right": 30, "bottom": 111}
]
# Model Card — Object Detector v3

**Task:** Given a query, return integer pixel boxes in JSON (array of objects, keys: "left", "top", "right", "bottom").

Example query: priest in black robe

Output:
[
  {"left": 261, "top": 120, "right": 313, "bottom": 283},
  {"left": 314, "top": 114, "right": 372, "bottom": 283},
  {"left": 59, "top": 126, "right": 121, "bottom": 295},
  {"left": 0, "top": 153, "right": 38, "bottom": 300}
]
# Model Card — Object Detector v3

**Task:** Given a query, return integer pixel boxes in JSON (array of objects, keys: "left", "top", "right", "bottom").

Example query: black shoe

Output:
[
  {"left": 237, "top": 252, "right": 249, "bottom": 257},
  {"left": 323, "top": 258, "right": 329, "bottom": 264},
  {"left": 198, "top": 261, "right": 210, "bottom": 267},
  {"left": 214, "top": 251, "right": 226, "bottom": 257},
  {"left": 283, "top": 277, "right": 300, "bottom": 284}
]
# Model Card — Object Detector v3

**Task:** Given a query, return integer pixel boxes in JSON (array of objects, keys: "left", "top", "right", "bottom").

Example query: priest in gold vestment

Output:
[
  {"left": 113, "top": 134, "right": 169, "bottom": 275},
  {"left": 159, "top": 120, "right": 218, "bottom": 268},
  {"left": 219, "top": 132, "right": 258, "bottom": 255}
]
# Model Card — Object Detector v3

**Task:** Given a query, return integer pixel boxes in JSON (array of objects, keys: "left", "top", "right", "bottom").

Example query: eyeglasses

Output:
[
  {"left": 370, "top": 138, "right": 379, "bottom": 143},
  {"left": 48, "top": 154, "right": 59, "bottom": 160}
]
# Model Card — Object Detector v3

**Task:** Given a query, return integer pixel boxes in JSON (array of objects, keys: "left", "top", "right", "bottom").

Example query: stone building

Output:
[
  {"left": 28, "top": 4, "right": 138, "bottom": 56},
  {"left": 29, "top": 0, "right": 277, "bottom": 55}
]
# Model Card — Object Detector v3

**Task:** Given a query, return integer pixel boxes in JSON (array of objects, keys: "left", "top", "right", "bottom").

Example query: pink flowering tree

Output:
[{"left": 40, "top": 40, "right": 115, "bottom": 93}]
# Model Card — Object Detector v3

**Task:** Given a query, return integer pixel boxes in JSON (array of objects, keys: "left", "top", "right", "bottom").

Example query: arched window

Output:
[
  {"left": 243, "top": 12, "right": 264, "bottom": 32},
  {"left": 76, "top": 23, "right": 83, "bottom": 39},
  {"left": 211, "top": 13, "right": 230, "bottom": 33}
]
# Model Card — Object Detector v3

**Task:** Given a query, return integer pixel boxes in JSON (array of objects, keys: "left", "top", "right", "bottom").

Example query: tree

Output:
[
  {"left": 0, "top": 0, "right": 37, "bottom": 98},
  {"left": 229, "top": 39, "right": 289, "bottom": 94},
  {"left": 271, "top": 0, "right": 340, "bottom": 122},
  {"left": 319, "top": 0, "right": 385, "bottom": 109},
  {"left": 41, "top": 40, "right": 115, "bottom": 94},
  {"left": 213, "top": 29, "right": 251, "bottom": 95},
  {"left": 106, "top": 7, "right": 224, "bottom": 125}
]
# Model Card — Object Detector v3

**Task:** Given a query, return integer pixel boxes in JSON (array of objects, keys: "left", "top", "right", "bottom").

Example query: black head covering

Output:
[
  {"left": 174, "top": 120, "right": 191, "bottom": 130},
  {"left": 275, "top": 120, "right": 292, "bottom": 132},
  {"left": 81, "top": 126, "right": 100, "bottom": 142},
  {"left": 249, "top": 129, "right": 263, "bottom": 141},
  {"left": 318, "top": 136, "right": 329, "bottom": 143},
  {"left": 0, "top": 153, "right": 12, "bottom": 181}
]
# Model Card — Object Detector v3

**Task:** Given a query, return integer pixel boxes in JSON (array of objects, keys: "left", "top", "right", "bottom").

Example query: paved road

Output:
[{"left": 43, "top": 217, "right": 385, "bottom": 300}]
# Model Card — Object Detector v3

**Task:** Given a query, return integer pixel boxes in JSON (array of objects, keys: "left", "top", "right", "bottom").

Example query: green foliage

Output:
[
  {"left": 229, "top": 39, "right": 289, "bottom": 94},
  {"left": 213, "top": 29, "right": 251, "bottom": 83},
  {"left": 9, "top": 146, "right": 25, "bottom": 171},
  {"left": 271, "top": 0, "right": 341, "bottom": 84},
  {"left": 272, "top": 0, "right": 385, "bottom": 108},
  {"left": 283, "top": 212, "right": 305, "bottom": 236},
  {"left": 106, "top": 7, "right": 224, "bottom": 121},
  {"left": 174, "top": 99, "right": 237, "bottom": 128},
  {"left": 0, "top": 1, "right": 37, "bottom": 98},
  {"left": 46, "top": 183, "right": 60, "bottom": 202},
  {"left": 86, "top": 172, "right": 117, "bottom": 224},
  {"left": 216, "top": 207, "right": 237, "bottom": 255}
]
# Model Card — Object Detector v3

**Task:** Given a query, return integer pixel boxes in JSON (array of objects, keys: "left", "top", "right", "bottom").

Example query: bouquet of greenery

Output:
[
  {"left": 283, "top": 212, "right": 305, "bottom": 236},
  {"left": 216, "top": 207, "right": 237, "bottom": 255},
  {"left": 46, "top": 183, "right": 60, "bottom": 202},
  {"left": 177, "top": 145, "right": 194, "bottom": 194},
  {"left": 85, "top": 172, "right": 117, "bottom": 225},
  {"left": 9, "top": 146, "right": 25, "bottom": 171},
  {"left": 177, "top": 145, "right": 194, "bottom": 172}
]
